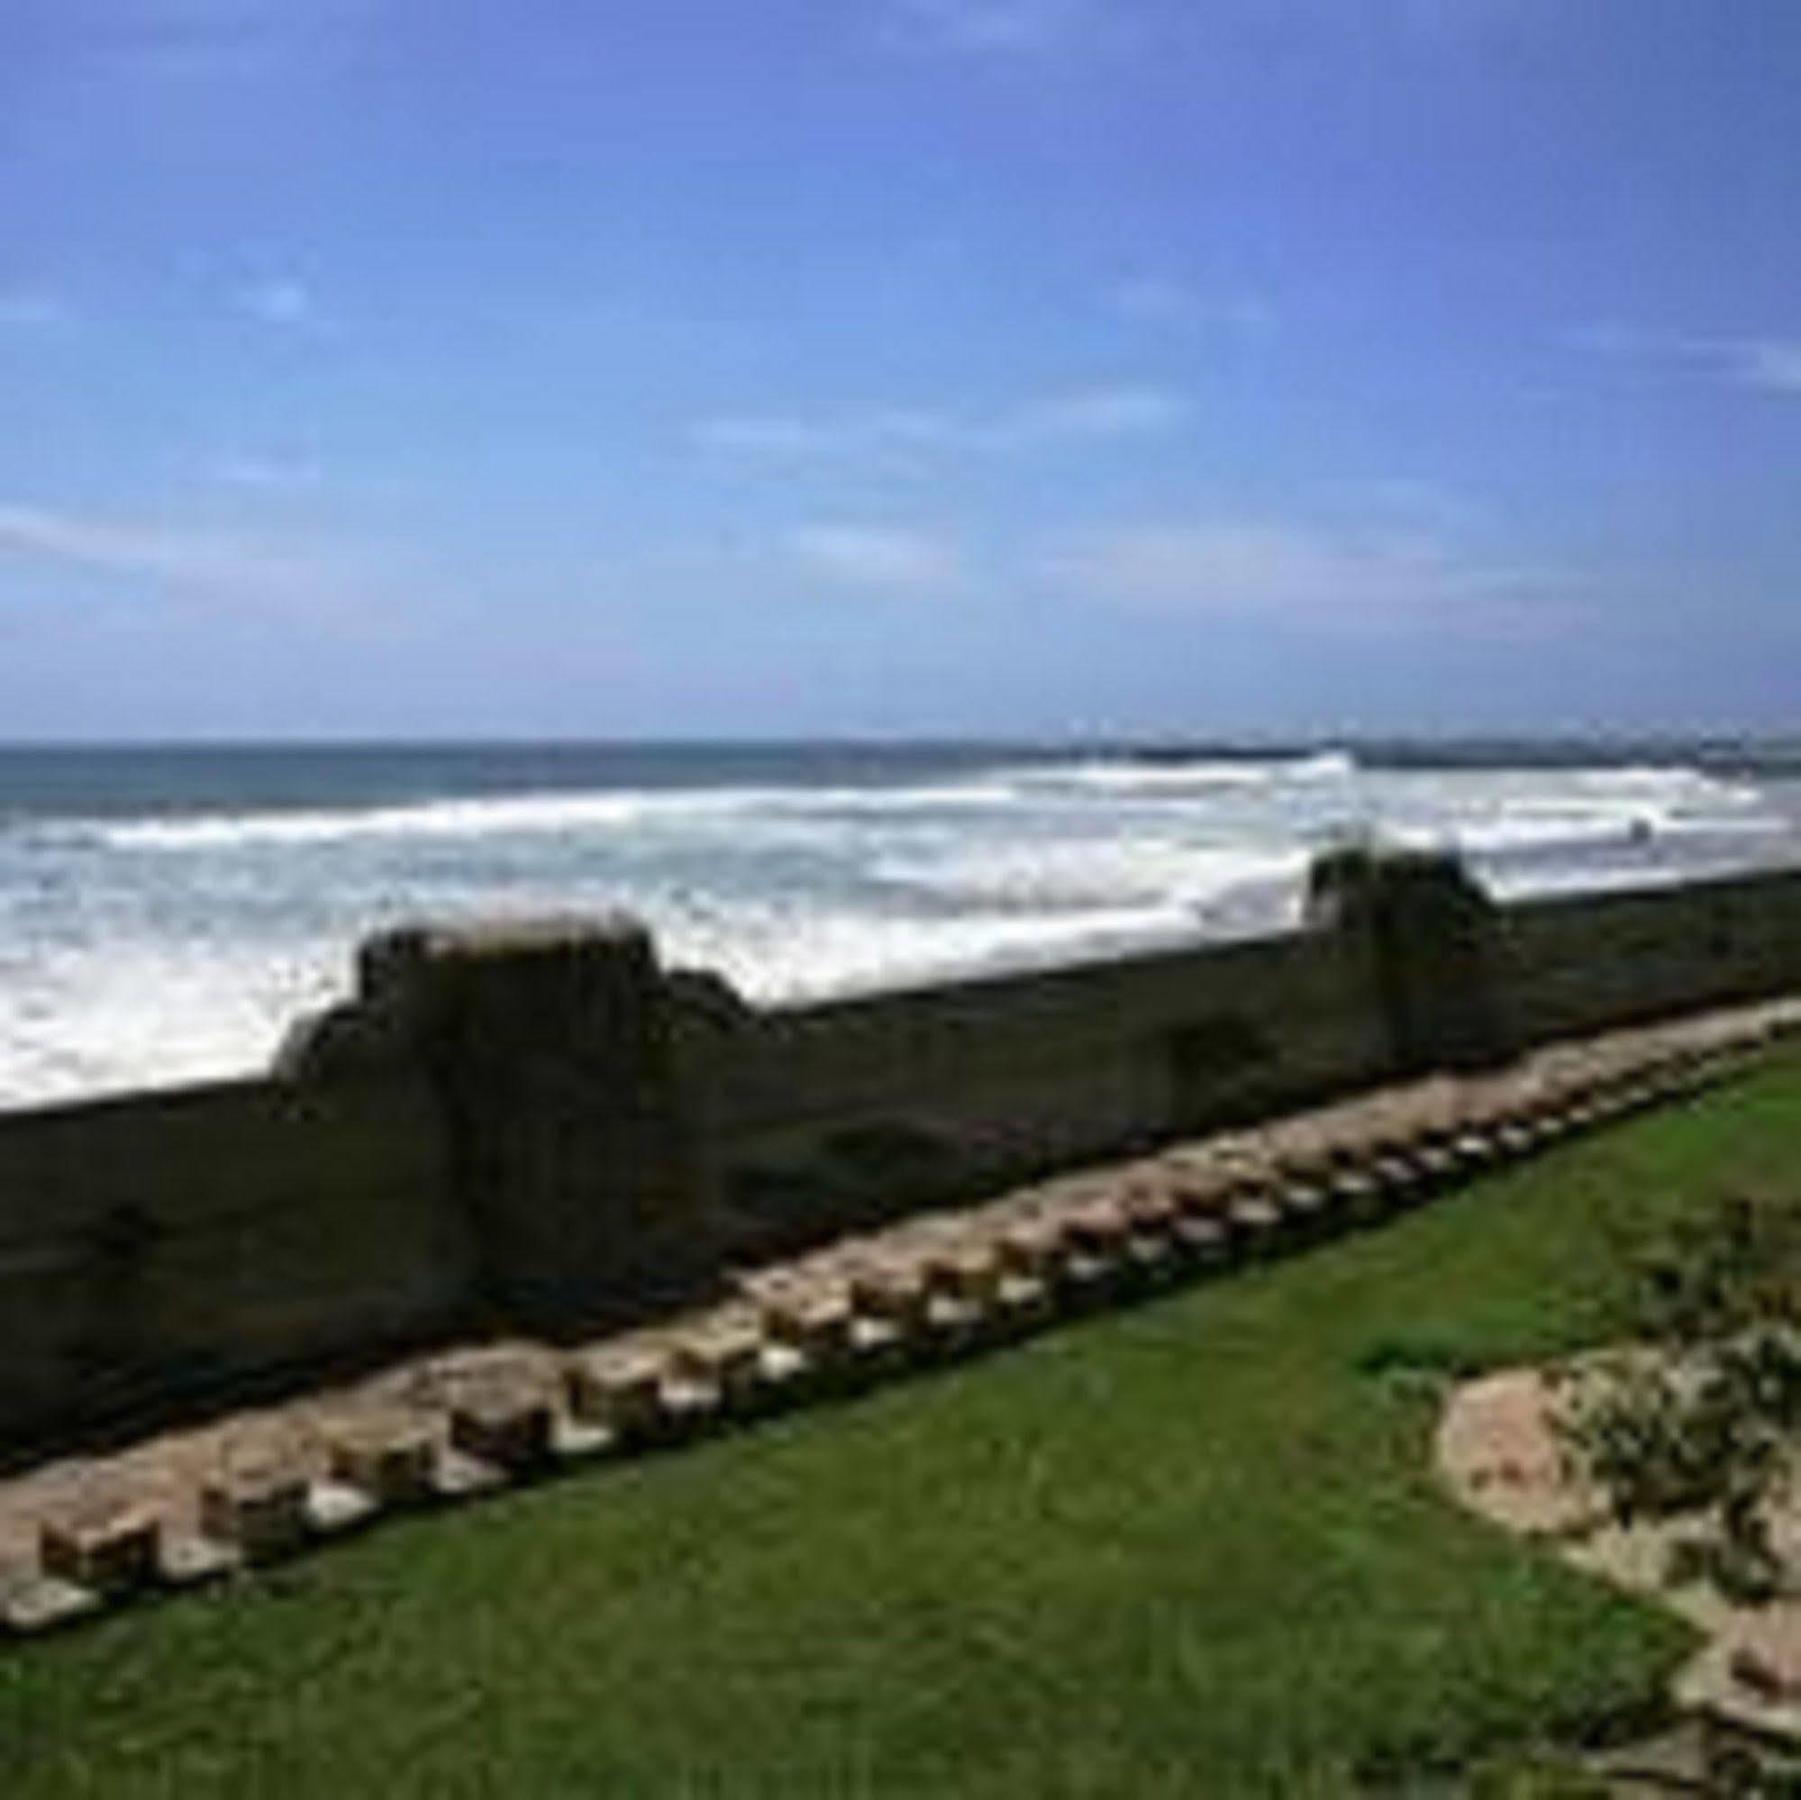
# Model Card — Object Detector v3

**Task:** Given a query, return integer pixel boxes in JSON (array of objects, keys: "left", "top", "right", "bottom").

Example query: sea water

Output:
[{"left": 1, "top": 740, "right": 1797, "bottom": 1110}]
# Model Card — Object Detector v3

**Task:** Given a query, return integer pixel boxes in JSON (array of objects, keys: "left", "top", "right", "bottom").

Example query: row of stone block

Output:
[{"left": 4, "top": 998, "right": 1797, "bottom": 1643}]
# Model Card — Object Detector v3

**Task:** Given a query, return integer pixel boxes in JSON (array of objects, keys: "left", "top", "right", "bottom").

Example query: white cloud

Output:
[
  {"left": 1043, "top": 519, "right": 1566, "bottom": 626},
  {"left": 691, "top": 417, "right": 833, "bottom": 457},
  {"left": 885, "top": 0, "right": 1091, "bottom": 53},
  {"left": 692, "top": 383, "right": 1186, "bottom": 466},
  {"left": 1735, "top": 341, "right": 1801, "bottom": 395},
  {"left": 786, "top": 524, "right": 966, "bottom": 594},
  {"left": 1001, "top": 384, "right": 1188, "bottom": 443},
  {"left": 238, "top": 277, "right": 313, "bottom": 327},
  {"left": 1574, "top": 322, "right": 1801, "bottom": 397},
  {"left": 0, "top": 501, "right": 352, "bottom": 616},
  {"left": 212, "top": 453, "right": 321, "bottom": 489}
]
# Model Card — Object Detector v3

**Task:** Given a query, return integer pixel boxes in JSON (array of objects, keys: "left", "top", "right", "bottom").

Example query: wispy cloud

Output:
[
  {"left": 1573, "top": 323, "right": 1801, "bottom": 396},
  {"left": 1043, "top": 518, "right": 1569, "bottom": 629},
  {"left": 1738, "top": 341, "right": 1801, "bottom": 395},
  {"left": 212, "top": 453, "right": 321, "bottom": 489},
  {"left": 0, "top": 501, "right": 359, "bottom": 618},
  {"left": 883, "top": 0, "right": 1093, "bottom": 54},
  {"left": 238, "top": 277, "right": 314, "bottom": 327},
  {"left": 694, "top": 383, "right": 1187, "bottom": 467},
  {"left": 1000, "top": 385, "right": 1188, "bottom": 442},
  {"left": 786, "top": 524, "right": 967, "bottom": 594}
]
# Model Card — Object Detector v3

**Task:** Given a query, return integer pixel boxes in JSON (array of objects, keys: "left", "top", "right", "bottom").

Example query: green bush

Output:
[{"left": 1556, "top": 1192, "right": 1801, "bottom": 1601}]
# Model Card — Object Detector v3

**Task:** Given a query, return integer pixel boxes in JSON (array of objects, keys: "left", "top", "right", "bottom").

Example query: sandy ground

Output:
[{"left": 1438, "top": 1362, "right": 1801, "bottom": 1741}]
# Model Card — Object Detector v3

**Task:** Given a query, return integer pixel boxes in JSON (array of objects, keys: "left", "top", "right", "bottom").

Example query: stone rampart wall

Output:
[
  {"left": 1499, "top": 869, "right": 1801, "bottom": 1044},
  {"left": 1, "top": 855, "right": 1798, "bottom": 1449},
  {"left": 673, "top": 925, "right": 1388, "bottom": 1257},
  {"left": 0, "top": 1071, "right": 461, "bottom": 1450}
]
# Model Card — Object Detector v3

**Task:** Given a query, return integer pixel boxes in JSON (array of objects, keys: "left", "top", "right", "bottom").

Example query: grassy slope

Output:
[{"left": 3, "top": 1059, "right": 1798, "bottom": 1798}]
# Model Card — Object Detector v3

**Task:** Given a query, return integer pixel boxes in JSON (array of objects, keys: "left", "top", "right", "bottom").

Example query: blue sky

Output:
[{"left": 0, "top": 0, "right": 1796, "bottom": 739}]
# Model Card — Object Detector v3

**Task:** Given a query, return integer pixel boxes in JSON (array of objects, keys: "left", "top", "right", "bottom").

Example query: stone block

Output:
[
  {"left": 1066, "top": 1198, "right": 1132, "bottom": 1255},
  {"left": 757, "top": 1285, "right": 855, "bottom": 1362},
  {"left": 566, "top": 1348, "right": 669, "bottom": 1441},
  {"left": 39, "top": 1497, "right": 161, "bottom": 1598},
  {"left": 995, "top": 1218, "right": 1067, "bottom": 1282},
  {"left": 921, "top": 1288, "right": 988, "bottom": 1351},
  {"left": 1172, "top": 1212, "right": 1229, "bottom": 1264},
  {"left": 844, "top": 1310, "right": 910, "bottom": 1375},
  {"left": 1368, "top": 1152, "right": 1421, "bottom": 1200},
  {"left": 922, "top": 1240, "right": 1002, "bottom": 1307},
  {"left": 657, "top": 1365, "right": 724, "bottom": 1435},
  {"left": 1419, "top": 1142, "right": 1463, "bottom": 1183},
  {"left": 1277, "top": 1179, "right": 1330, "bottom": 1226},
  {"left": 1226, "top": 1190, "right": 1285, "bottom": 1247},
  {"left": 1057, "top": 1204, "right": 1131, "bottom": 1299},
  {"left": 752, "top": 1339, "right": 813, "bottom": 1404},
  {"left": 1123, "top": 1226, "right": 1178, "bottom": 1281},
  {"left": 1329, "top": 1167, "right": 1384, "bottom": 1221},
  {"left": 993, "top": 1269, "right": 1052, "bottom": 1330},
  {"left": 670, "top": 1322, "right": 765, "bottom": 1412},
  {"left": 1449, "top": 1130, "right": 1498, "bottom": 1170},
  {"left": 326, "top": 1418, "right": 438, "bottom": 1506},
  {"left": 848, "top": 1259, "right": 931, "bottom": 1331},
  {"left": 1120, "top": 1184, "right": 1180, "bottom": 1232},
  {"left": 448, "top": 1384, "right": 555, "bottom": 1474},
  {"left": 199, "top": 1464, "right": 309, "bottom": 1561}
]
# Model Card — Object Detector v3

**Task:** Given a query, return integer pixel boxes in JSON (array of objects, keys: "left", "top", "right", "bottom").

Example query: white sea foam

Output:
[
  {"left": 1001, "top": 749, "right": 1356, "bottom": 795},
  {"left": 873, "top": 838, "right": 1307, "bottom": 910},
  {"left": 83, "top": 777, "right": 1028, "bottom": 853},
  {"left": 1, "top": 749, "right": 1794, "bottom": 1109}
]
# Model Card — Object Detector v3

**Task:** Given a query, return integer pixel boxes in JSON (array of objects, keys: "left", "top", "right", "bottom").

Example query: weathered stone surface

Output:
[
  {"left": 326, "top": 1418, "right": 437, "bottom": 1505},
  {"left": 39, "top": 1497, "right": 160, "bottom": 1597},
  {"left": 1227, "top": 1193, "right": 1285, "bottom": 1246},
  {"left": 754, "top": 1285, "right": 854, "bottom": 1360},
  {"left": 448, "top": 1383, "right": 554, "bottom": 1473},
  {"left": 565, "top": 1348, "right": 667, "bottom": 1440},
  {"left": 848, "top": 1260, "right": 930, "bottom": 1329},
  {"left": 199, "top": 1464, "right": 308, "bottom": 1561},
  {"left": 367, "top": 914, "right": 715, "bottom": 1328},
  {"left": 669, "top": 1323, "right": 764, "bottom": 1412},
  {"left": 1278, "top": 1180, "right": 1330, "bottom": 1225},
  {"left": 922, "top": 1240, "right": 1002, "bottom": 1307},
  {"left": 995, "top": 1218, "right": 1066, "bottom": 1281}
]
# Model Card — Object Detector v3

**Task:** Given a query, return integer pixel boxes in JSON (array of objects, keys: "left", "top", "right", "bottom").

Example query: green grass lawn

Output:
[{"left": 4, "top": 1058, "right": 1800, "bottom": 1798}]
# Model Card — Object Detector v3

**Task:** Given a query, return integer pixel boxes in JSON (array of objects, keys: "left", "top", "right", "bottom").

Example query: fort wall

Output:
[{"left": 2, "top": 855, "right": 1798, "bottom": 1447}]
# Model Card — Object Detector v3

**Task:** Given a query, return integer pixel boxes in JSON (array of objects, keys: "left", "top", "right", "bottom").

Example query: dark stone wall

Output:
[
  {"left": 0, "top": 1070, "right": 461, "bottom": 1448},
  {"left": 1, "top": 854, "right": 1798, "bottom": 1450}
]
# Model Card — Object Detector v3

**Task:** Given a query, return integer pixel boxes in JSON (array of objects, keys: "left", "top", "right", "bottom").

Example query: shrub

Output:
[{"left": 1554, "top": 1192, "right": 1801, "bottom": 1603}]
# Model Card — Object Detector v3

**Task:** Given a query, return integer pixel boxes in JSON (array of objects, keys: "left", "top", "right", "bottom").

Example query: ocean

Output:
[{"left": 2, "top": 739, "right": 1798, "bottom": 1112}]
